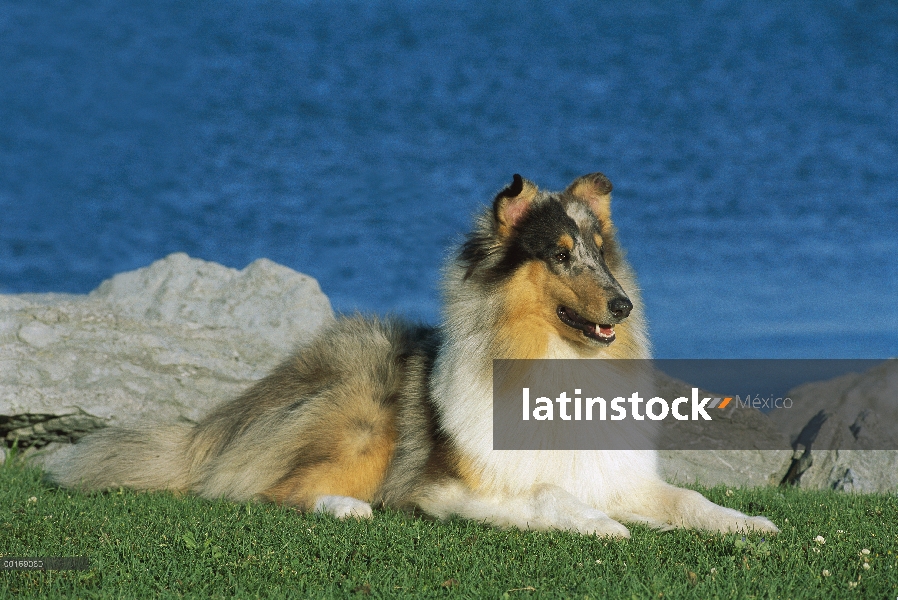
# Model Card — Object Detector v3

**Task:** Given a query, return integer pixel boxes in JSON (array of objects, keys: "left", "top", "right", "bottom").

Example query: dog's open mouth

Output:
[{"left": 557, "top": 306, "right": 615, "bottom": 343}]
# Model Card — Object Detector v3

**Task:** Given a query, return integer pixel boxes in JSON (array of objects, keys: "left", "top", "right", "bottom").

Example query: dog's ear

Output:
[
  {"left": 493, "top": 174, "right": 538, "bottom": 237},
  {"left": 565, "top": 172, "right": 613, "bottom": 224}
]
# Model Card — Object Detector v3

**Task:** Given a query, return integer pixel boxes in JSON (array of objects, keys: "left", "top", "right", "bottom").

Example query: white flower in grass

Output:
[
  {"left": 861, "top": 548, "right": 870, "bottom": 555},
  {"left": 862, "top": 562, "right": 871, "bottom": 570},
  {"left": 822, "top": 569, "right": 831, "bottom": 577},
  {"left": 814, "top": 535, "right": 826, "bottom": 545}
]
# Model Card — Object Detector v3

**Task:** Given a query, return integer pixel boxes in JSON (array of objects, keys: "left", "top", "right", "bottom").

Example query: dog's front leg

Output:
[
  {"left": 614, "top": 481, "right": 779, "bottom": 534},
  {"left": 415, "top": 481, "right": 630, "bottom": 538}
]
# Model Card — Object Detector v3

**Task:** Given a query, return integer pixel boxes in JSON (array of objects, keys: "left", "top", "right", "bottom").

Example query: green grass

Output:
[{"left": 1, "top": 456, "right": 896, "bottom": 599}]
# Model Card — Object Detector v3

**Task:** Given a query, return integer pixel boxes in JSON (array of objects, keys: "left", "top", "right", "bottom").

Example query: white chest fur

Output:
[{"left": 431, "top": 336, "right": 660, "bottom": 511}]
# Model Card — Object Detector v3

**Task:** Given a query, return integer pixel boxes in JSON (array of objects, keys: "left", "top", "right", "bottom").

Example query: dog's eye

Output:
[{"left": 554, "top": 250, "right": 570, "bottom": 264}]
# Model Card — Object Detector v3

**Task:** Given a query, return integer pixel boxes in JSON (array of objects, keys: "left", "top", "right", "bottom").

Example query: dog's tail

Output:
[{"left": 45, "top": 423, "right": 196, "bottom": 493}]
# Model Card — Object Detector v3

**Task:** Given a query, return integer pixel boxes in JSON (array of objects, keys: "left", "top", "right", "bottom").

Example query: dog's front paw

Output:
[
  {"left": 717, "top": 513, "right": 780, "bottom": 534},
  {"left": 742, "top": 515, "right": 779, "bottom": 534},
  {"left": 577, "top": 513, "right": 631, "bottom": 539}
]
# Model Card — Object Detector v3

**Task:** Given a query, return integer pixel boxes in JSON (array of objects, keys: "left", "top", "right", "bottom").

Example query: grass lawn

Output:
[{"left": 2, "top": 456, "right": 896, "bottom": 599}]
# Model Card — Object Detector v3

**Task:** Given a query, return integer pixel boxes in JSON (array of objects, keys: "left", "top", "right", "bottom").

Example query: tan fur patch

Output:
[
  {"left": 452, "top": 451, "right": 484, "bottom": 491},
  {"left": 494, "top": 262, "right": 553, "bottom": 359},
  {"left": 593, "top": 233, "right": 603, "bottom": 249},
  {"left": 558, "top": 233, "right": 574, "bottom": 251},
  {"left": 262, "top": 393, "right": 397, "bottom": 509}
]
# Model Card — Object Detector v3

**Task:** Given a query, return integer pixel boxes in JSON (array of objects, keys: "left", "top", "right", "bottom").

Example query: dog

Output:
[{"left": 48, "top": 172, "right": 778, "bottom": 537}]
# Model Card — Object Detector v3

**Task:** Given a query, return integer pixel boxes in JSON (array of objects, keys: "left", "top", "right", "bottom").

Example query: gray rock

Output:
[
  {"left": 769, "top": 359, "right": 898, "bottom": 492},
  {"left": 0, "top": 253, "right": 333, "bottom": 457},
  {"left": 654, "top": 372, "right": 793, "bottom": 488}
]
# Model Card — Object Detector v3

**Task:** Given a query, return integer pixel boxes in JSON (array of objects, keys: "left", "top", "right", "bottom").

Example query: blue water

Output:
[{"left": 1, "top": 0, "right": 896, "bottom": 359}]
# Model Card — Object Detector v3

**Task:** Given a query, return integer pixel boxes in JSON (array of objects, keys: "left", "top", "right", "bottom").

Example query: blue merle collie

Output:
[{"left": 49, "top": 173, "right": 778, "bottom": 537}]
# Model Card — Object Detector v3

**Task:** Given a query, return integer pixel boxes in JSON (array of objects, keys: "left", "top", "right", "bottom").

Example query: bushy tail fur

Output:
[{"left": 46, "top": 423, "right": 195, "bottom": 493}]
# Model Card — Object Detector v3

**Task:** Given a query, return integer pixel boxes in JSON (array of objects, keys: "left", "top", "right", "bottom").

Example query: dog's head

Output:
[{"left": 456, "top": 173, "right": 645, "bottom": 358}]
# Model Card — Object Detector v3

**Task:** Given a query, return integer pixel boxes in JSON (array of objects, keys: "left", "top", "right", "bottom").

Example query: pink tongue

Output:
[{"left": 598, "top": 325, "right": 615, "bottom": 336}]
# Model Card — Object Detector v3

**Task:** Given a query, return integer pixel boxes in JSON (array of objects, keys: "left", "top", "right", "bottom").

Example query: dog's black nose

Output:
[{"left": 608, "top": 297, "right": 632, "bottom": 319}]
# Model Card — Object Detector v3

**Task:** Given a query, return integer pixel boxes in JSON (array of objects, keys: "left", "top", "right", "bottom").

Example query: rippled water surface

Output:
[{"left": 2, "top": 0, "right": 896, "bottom": 358}]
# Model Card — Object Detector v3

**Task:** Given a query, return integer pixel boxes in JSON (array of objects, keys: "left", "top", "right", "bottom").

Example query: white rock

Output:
[{"left": 0, "top": 254, "right": 332, "bottom": 456}]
